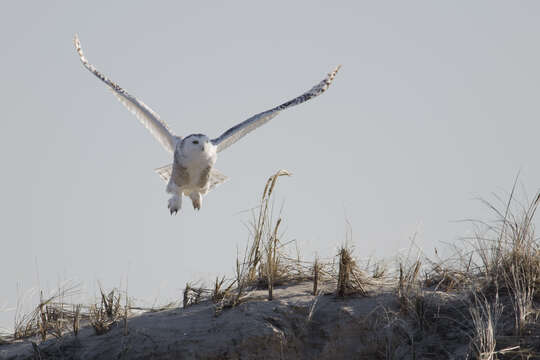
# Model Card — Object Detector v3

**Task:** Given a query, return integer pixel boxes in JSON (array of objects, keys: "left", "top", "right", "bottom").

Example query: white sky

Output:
[{"left": 1, "top": 1, "right": 540, "bottom": 331}]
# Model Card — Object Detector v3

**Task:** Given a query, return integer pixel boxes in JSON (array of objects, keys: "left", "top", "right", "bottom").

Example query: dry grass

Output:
[
  {"left": 212, "top": 170, "right": 325, "bottom": 313},
  {"left": 505, "top": 264, "right": 536, "bottom": 336},
  {"left": 397, "top": 258, "right": 421, "bottom": 314},
  {"left": 183, "top": 282, "right": 206, "bottom": 309},
  {"left": 216, "top": 170, "right": 299, "bottom": 308},
  {"left": 73, "top": 304, "right": 81, "bottom": 336},
  {"left": 468, "top": 292, "right": 503, "bottom": 360},
  {"left": 174, "top": 174, "right": 538, "bottom": 359},
  {"left": 12, "top": 282, "right": 82, "bottom": 341},
  {"left": 467, "top": 185, "right": 540, "bottom": 292},
  {"left": 424, "top": 261, "right": 472, "bottom": 292},
  {"left": 89, "top": 287, "right": 127, "bottom": 335},
  {"left": 3, "top": 174, "right": 539, "bottom": 360},
  {"left": 312, "top": 257, "right": 320, "bottom": 295},
  {"left": 7, "top": 283, "right": 132, "bottom": 342},
  {"left": 465, "top": 186, "right": 540, "bottom": 346},
  {"left": 0, "top": 331, "right": 12, "bottom": 345},
  {"left": 316, "top": 182, "right": 538, "bottom": 359},
  {"left": 211, "top": 276, "right": 235, "bottom": 303},
  {"left": 377, "top": 183, "right": 540, "bottom": 359},
  {"left": 246, "top": 170, "right": 291, "bottom": 283},
  {"left": 266, "top": 218, "right": 282, "bottom": 300},
  {"left": 336, "top": 246, "right": 368, "bottom": 297}
]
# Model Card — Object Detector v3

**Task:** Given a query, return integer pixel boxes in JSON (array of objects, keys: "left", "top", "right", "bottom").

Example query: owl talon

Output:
[
  {"left": 190, "top": 193, "right": 202, "bottom": 211},
  {"left": 168, "top": 194, "right": 181, "bottom": 215}
]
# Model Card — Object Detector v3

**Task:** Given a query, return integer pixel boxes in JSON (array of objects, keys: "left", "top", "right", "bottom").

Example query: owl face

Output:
[{"left": 180, "top": 134, "right": 213, "bottom": 155}]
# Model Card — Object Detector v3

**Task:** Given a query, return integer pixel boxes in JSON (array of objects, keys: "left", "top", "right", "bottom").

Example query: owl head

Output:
[{"left": 180, "top": 134, "right": 213, "bottom": 155}]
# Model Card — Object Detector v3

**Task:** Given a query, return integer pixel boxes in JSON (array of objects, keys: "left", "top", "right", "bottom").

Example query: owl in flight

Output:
[{"left": 74, "top": 35, "right": 340, "bottom": 214}]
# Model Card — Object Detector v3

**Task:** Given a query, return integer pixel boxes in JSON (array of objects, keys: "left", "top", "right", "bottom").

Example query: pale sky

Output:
[{"left": 1, "top": 1, "right": 540, "bottom": 331}]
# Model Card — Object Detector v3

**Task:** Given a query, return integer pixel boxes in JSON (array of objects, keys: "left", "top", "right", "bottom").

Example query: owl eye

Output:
[{"left": 192, "top": 140, "right": 199, "bottom": 144}]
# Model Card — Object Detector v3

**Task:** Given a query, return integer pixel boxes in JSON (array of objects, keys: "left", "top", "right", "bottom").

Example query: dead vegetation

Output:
[
  {"left": 336, "top": 246, "right": 369, "bottom": 297},
  {"left": 210, "top": 170, "right": 375, "bottom": 313},
  {"left": 468, "top": 291, "right": 504, "bottom": 360},
  {"left": 2, "top": 173, "right": 539, "bottom": 359},
  {"left": 0, "top": 331, "right": 12, "bottom": 345},
  {"left": 7, "top": 284, "right": 130, "bottom": 345},
  {"left": 89, "top": 288, "right": 126, "bottom": 335},
  {"left": 389, "top": 183, "right": 540, "bottom": 359},
  {"left": 182, "top": 282, "right": 205, "bottom": 309},
  {"left": 12, "top": 283, "right": 84, "bottom": 341}
]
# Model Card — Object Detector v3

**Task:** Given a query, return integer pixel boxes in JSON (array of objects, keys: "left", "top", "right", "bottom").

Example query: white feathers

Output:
[
  {"left": 74, "top": 34, "right": 178, "bottom": 154},
  {"left": 155, "top": 164, "right": 229, "bottom": 192},
  {"left": 75, "top": 34, "right": 339, "bottom": 212},
  {"left": 211, "top": 65, "right": 341, "bottom": 153}
]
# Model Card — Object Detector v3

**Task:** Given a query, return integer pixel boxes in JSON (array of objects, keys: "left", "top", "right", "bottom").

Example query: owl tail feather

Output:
[{"left": 154, "top": 164, "right": 229, "bottom": 192}]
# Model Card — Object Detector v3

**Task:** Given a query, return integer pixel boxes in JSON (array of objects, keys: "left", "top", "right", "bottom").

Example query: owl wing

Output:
[
  {"left": 74, "top": 35, "right": 178, "bottom": 153},
  {"left": 211, "top": 66, "right": 340, "bottom": 153}
]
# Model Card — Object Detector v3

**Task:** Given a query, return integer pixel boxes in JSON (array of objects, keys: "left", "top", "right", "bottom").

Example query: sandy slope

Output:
[{"left": 0, "top": 282, "right": 471, "bottom": 359}]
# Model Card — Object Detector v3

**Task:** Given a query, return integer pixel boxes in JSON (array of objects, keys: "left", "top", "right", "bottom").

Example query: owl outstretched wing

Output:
[
  {"left": 74, "top": 35, "right": 178, "bottom": 153},
  {"left": 211, "top": 66, "right": 340, "bottom": 153}
]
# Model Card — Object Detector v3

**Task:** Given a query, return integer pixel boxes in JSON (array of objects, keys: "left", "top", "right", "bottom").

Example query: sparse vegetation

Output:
[
  {"left": 2, "top": 173, "right": 539, "bottom": 359},
  {"left": 12, "top": 283, "right": 82, "bottom": 341},
  {"left": 336, "top": 245, "right": 369, "bottom": 297},
  {"left": 183, "top": 282, "right": 208, "bottom": 309},
  {"left": 73, "top": 304, "right": 81, "bottom": 336},
  {"left": 468, "top": 291, "right": 503, "bottom": 360},
  {"left": 0, "top": 332, "right": 11, "bottom": 345},
  {"left": 312, "top": 256, "right": 320, "bottom": 295},
  {"left": 89, "top": 287, "right": 126, "bottom": 335}
]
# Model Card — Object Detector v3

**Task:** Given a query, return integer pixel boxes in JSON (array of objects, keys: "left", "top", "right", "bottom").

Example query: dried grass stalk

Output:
[
  {"left": 336, "top": 246, "right": 367, "bottom": 297},
  {"left": 13, "top": 282, "right": 80, "bottom": 341},
  {"left": 73, "top": 304, "right": 81, "bottom": 336},
  {"left": 183, "top": 283, "right": 206, "bottom": 308},
  {"left": 398, "top": 260, "right": 421, "bottom": 314},
  {"left": 90, "top": 288, "right": 123, "bottom": 335},
  {"left": 313, "top": 257, "right": 320, "bottom": 295},
  {"left": 468, "top": 292, "right": 503, "bottom": 360},
  {"left": 267, "top": 218, "right": 282, "bottom": 301},
  {"left": 247, "top": 170, "right": 291, "bottom": 282}
]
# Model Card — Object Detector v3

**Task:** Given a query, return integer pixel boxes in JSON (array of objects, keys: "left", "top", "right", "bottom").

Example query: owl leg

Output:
[
  {"left": 189, "top": 192, "right": 202, "bottom": 211},
  {"left": 166, "top": 182, "right": 182, "bottom": 215}
]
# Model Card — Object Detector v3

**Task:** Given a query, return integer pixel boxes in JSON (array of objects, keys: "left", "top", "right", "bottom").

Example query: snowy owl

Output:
[{"left": 74, "top": 35, "right": 340, "bottom": 214}]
